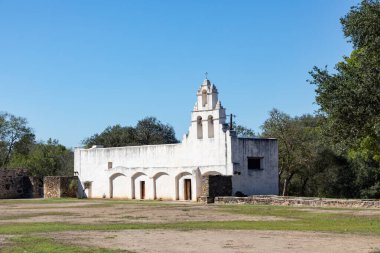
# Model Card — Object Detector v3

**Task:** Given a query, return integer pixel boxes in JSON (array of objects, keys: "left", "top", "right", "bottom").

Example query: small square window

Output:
[
  {"left": 108, "top": 162, "right": 113, "bottom": 169},
  {"left": 248, "top": 157, "right": 262, "bottom": 170}
]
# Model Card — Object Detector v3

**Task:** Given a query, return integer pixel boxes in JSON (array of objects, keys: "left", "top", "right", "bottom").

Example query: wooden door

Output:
[
  {"left": 140, "top": 181, "right": 145, "bottom": 199},
  {"left": 184, "top": 179, "right": 192, "bottom": 200}
]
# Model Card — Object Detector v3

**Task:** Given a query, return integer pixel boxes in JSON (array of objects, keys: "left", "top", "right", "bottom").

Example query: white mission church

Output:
[{"left": 74, "top": 78, "right": 278, "bottom": 201}]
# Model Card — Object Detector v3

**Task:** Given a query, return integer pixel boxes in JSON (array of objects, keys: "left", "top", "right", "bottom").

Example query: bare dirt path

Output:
[
  {"left": 53, "top": 230, "right": 380, "bottom": 253},
  {"left": 0, "top": 202, "right": 287, "bottom": 224}
]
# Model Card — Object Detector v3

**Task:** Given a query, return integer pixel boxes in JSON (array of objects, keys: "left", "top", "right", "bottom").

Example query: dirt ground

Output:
[
  {"left": 53, "top": 230, "right": 380, "bottom": 253},
  {"left": 0, "top": 201, "right": 288, "bottom": 224},
  {"left": 1, "top": 200, "right": 380, "bottom": 253}
]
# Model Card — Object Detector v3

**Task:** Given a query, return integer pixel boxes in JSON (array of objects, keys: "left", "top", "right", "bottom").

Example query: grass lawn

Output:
[
  {"left": 2, "top": 236, "right": 129, "bottom": 253},
  {"left": 0, "top": 202, "right": 378, "bottom": 235},
  {"left": 0, "top": 199, "right": 379, "bottom": 252},
  {"left": 219, "top": 204, "right": 380, "bottom": 235}
]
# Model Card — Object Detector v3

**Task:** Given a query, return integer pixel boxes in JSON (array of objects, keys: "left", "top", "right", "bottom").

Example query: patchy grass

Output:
[
  {"left": 0, "top": 214, "right": 379, "bottom": 236},
  {"left": 0, "top": 198, "right": 84, "bottom": 205},
  {"left": 121, "top": 215, "right": 148, "bottom": 220},
  {"left": 218, "top": 204, "right": 380, "bottom": 218},
  {"left": 1, "top": 200, "right": 379, "bottom": 237},
  {"left": 0, "top": 199, "right": 180, "bottom": 210},
  {"left": 2, "top": 236, "right": 129, "bottom": 253},
  {"left": 217, "top": 204, "right": 380, "bottom": 234},
  {"left": 0, "top": 212, "right": 76, "bottom": 220}
]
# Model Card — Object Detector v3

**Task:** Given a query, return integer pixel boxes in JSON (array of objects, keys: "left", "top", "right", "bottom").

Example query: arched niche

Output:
[
  {"left": 109, "top": 173, "right": 128, "bottom": 199},
  {"left": 153, "top": 172, "right": 170, "bottom": 200}
]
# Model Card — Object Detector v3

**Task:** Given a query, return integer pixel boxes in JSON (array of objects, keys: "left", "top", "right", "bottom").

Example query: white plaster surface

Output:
[{"left": 75, "top": 79, "right": 279, "bottom": 200}]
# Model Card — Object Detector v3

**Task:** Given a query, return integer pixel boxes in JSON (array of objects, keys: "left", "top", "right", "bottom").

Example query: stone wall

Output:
[
  {"left": 44, "top": 176, "right": 78, "bottom": 198},
  {"left": 214, "top": 195, "right": 380, "bottom": 208},
  {"left": 30, "top": 177, "right": 44, "bottom": 198},
  {"left": 0, "top": 169, "right": 43, "bottom": 199},
  {"left": 199, "top": 175, "right": 232, "bottom": 203}
]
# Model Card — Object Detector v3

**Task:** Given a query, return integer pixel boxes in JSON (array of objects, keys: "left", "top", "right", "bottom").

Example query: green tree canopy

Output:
[
  {"left": 0, "top": 112, "right": 34, "bottom": 167},
  {"left": 0, "top": 112, "right": 73, "bottom": 176},
  {"left": 308, "top": 0, "right": 380, "bottom": 198},
  {"left": 309, "top": 0, "right": 380, "bottom": 161},
  {"left": 10, "top": 138, "right": 73, "bottom": 177},
  {"left": 234, "top": 123, "right": 255, "bottom": 138},
  {"left": 261, "top": 109, "right": 322, "bottom": 196},
  {"left": 82, "top": 117, "right": 178, "bottom": 148}
]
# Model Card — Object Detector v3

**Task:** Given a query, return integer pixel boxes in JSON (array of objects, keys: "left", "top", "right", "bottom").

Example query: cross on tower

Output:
[{"left": 204, "top": 72, "right": 208, "bottom": 80}]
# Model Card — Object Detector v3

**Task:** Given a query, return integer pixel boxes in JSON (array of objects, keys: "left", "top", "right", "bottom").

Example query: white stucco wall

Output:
[
  {"left": 75, "top": 133, "right": 230, "bottom": 200},
  {"left": 74, "top": 79, "right": 279, "bottom": 201}
]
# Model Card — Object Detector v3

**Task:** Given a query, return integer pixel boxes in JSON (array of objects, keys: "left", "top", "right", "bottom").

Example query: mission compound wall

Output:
[{"left": 74, "top": 79, "right": 278, "bottom": 201}]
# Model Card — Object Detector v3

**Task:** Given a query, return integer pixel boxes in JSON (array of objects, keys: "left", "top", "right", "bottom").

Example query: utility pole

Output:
[{"left": 229, "top": 114, "right": 236, "bottom": 130}]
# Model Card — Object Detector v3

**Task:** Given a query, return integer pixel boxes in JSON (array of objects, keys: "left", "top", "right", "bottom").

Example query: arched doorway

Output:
[
  {"left": 109, "top": 173, "right": 128, "bottom": 198},
  {"left": 175, "top": 172, "right": 193, "bottom": 200},
  {"left": 153, "top": 172, "right": 170, "bottom": 200},
  {"left": 202, "top": 171, "right": 222, "bottom": 176},
  {"left": 132, "top": 172, "right": 148, "bottom": 200}
]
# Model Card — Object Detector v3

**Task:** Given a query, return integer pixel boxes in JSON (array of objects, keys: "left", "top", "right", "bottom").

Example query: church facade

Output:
[{"left": 74, "top": 79, "right": 278, "bottom": 200}]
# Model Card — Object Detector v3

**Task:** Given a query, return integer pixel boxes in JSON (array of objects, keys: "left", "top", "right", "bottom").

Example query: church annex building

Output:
[{"left": 74, "top": 79, "right": 278, "bottom": 201}]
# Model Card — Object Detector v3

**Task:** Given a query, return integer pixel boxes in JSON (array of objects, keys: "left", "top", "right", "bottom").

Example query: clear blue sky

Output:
[{"left": 0, "top": 0, "right": 359, "bottom": 148}]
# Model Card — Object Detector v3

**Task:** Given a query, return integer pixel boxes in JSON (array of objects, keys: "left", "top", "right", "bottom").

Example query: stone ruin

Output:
[
  {"left": 215, "top": 195, "right": 380, "bottom": 208},
  {"left": 43, "top": 176, "right": 79, "bottom": 198},
  {"left": 198, "top": 175, "right": 232, "bottom": 203},
  {"left": 0, "top": 169, "right": 79, "bottom": 199},
  {"left": 0, "top": 169, "right": 43, "bottom": 199}
]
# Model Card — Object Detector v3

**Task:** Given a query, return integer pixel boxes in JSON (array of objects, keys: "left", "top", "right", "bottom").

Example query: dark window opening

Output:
[{"left": 248, "top": 157, "right": 262, "bottom": 170}]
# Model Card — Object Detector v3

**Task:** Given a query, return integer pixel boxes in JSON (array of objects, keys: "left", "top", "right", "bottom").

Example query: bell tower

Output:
[{"left": 186, "top": 78, "right": 227, "bottom": 141}]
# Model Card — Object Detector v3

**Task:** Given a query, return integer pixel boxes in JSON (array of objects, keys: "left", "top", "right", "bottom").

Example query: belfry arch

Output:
[
  {"left": 208, "top": 115, "right": 214, "bottom": 138},
  {"left": 202, "top": 89, "right": 207, "bottom": 107},
  {"left": 197, "top": 116, "right": 203, "bottom": 139}
]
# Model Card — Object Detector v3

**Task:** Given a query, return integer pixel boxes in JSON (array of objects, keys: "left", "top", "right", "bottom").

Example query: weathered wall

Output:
[
  {"left": 215, "top": 195, "right": 380, "bottom": 208},
  {"left": 230, "top": 137, "right": 278, "bottom": 196},
  {"left": 0, "top": 169, "right": 43, "bottom": 199},
  {"left": 30, "top": 177, "right": 44, "bottom": 198},
  {"left": 44, "top": 176, "right": 78, "bottom": 198}
]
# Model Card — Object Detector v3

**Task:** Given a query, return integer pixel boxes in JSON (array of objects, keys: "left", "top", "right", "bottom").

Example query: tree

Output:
[
  {"left": 10, "top": 139, "right": 74, "bottom": 177},
  {"left": 309, "top": 0, "right": 380, "bottom": 198},
  {"left": 234, "top": 123, "right": 255, "bottom": 138},
  {"left": 300, "top": 149, "right": 356, "bottom": 198},
  {"left": 0, "top": 112, "right": 73, "bottom": 176},
  {"left": 0, "top": 112, "right": 34, "bottom": 167},
  {"left": 135, "top": 117, "right": 178, "bottom": 145},
  {"left": 82, "top": 117, "right": 178, "bottom": 148},
  {"left": 261, "top": 109, "right": 321, "bottom": 196},
  {"left": 83, "top": 125, "right": 137, "bottom": 148},
  {"left": 309, "top": 0, "right": 380, "bottom": 159}
]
